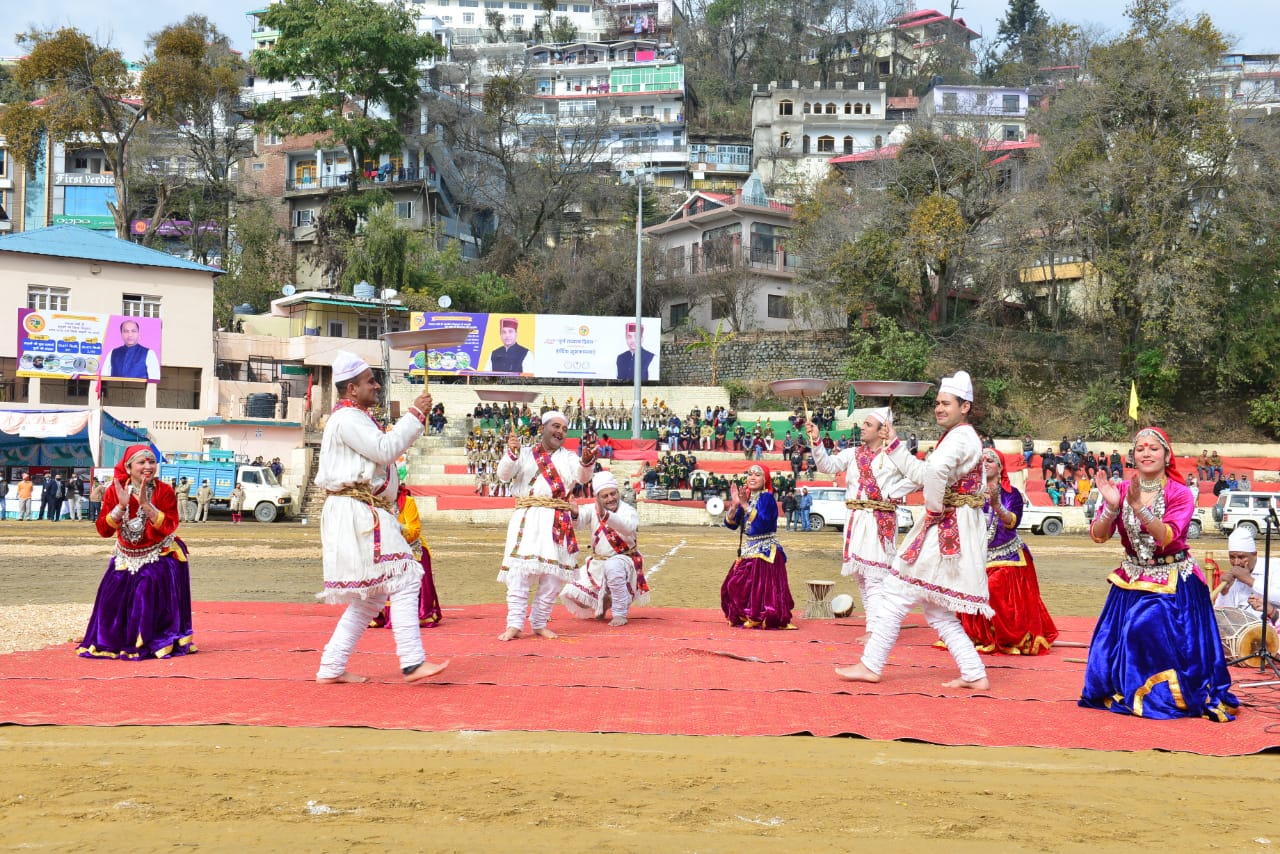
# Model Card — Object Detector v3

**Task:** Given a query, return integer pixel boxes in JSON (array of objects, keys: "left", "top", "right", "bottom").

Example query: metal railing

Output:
[{"left": 285, "top": 167, "right": 428, "bottom": 191}]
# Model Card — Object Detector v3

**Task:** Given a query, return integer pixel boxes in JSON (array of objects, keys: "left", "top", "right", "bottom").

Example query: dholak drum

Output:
[
  {"left": 1216, "top": 607, "right": 1280, "bottom": 666},
  {"left": 706, "top": 496, "right": 726, "bottom": 515},
  {"left": 830, "top": 593, "right": 855, "bottom": 618},
  {"left": 804, "top": 579, "right": 835, "bottom": 619}
]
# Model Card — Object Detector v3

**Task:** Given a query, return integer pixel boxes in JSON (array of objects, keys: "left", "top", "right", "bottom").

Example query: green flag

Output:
[{"left": 846, "top": 385, "right": 856, "bottom": 417}]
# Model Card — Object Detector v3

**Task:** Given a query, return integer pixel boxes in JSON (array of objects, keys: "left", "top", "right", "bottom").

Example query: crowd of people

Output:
[{"left": 70, "top": 360, "right": 1263, "bottom": 727}]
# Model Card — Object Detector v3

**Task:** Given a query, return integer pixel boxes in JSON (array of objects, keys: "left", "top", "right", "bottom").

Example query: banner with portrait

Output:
[
  {"left": 407, "top": 312, "right": 661, "bottom": 381},
  {"left": 17, "top": 309, "right": 163, "bottom": 383}
]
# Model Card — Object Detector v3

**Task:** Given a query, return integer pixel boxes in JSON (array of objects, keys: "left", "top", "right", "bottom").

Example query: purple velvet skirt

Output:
[
  {"left": 721, "top": 552, "right": 795, "bottom": 629},
  {"left": 78, "top": 541, "right": 196, "bottom": 660}
]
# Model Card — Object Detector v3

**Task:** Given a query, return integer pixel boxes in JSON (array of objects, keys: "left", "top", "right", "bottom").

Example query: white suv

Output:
[
  {"left": 1214, "top": 490, "right": 1279, "bottom": 537},
  {"left": 804, "top": 487, "right": 914, "bottom": 534}
]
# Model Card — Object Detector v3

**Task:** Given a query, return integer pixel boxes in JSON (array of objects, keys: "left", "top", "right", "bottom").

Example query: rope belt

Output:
[
  {"left": 943, "top": 491, "right": 986, "bottom": 509},
  {"left": 846, "top": 498, "right": 897, "bottom": 512},
  {"left": 516, "top": 496, "right": 574, "bottom": 512},
  {"left": 327, "top": 484, "right": 395, "bottom": 514}
]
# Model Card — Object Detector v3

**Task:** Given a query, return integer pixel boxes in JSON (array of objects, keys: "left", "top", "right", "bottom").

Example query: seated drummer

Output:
[{"left": 1220, "top": 528, "right": 1280, "bottom": 624}]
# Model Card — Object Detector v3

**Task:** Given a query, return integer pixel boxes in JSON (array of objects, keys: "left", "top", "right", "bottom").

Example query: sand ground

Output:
[{"left": 1, "top": 518, "right": 1275, "bottom": 852}]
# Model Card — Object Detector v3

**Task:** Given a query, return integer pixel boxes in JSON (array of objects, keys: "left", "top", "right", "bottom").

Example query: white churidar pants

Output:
[
  {"left": 506, "top": 573, "right": 566, "bottom": 630},
  {"left": 316, "top": 584, "right": 425, "bottom": 679},
  {"left": 601, "top": 557, "right": 634, "bottom": 620},
  {"left": 861, "top": 585, "right": 986, "bottom": 683},
  {"left": 857, "top": 573, "right": 885, "bottom": 628}
]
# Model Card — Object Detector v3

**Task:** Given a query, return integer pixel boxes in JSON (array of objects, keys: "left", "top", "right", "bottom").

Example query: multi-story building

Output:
[
  {"left": 0, "top": 134, "right": 19, "bottom": 234},
  {"left": 918, "top": 84, "right": 1031, "bottom": 143},
  {"left": 750, "top": 80, "right": 908, "bottom": 199},
  {"left": 686, "top": 135, "right": 753, "bottom": 193},
  {"left": 1205, "top": 53, "right": 1280, "bottom": 117},
  {"left": 644, "top": 174, "right": 838, "bottom": 333}
]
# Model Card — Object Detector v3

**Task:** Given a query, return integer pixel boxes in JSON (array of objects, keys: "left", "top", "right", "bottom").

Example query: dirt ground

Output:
[{"left": 1, "top": 519, "right": 1275, "bottom": 852}]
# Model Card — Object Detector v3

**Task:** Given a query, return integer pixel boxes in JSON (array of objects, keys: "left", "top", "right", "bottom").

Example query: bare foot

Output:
[
  {"left": 497, "top": 627, "right": 522, "bottom": 641},
  {"left": 942, "top": 675, "right": 989, "bottom": 690},
  {"left": 609, "top": 616, "right": 628, "bottom": 627},
  {"left": 404, "top": 660, "right": 450, "bottom": 683},
  {"left": 532, "top": 627, "right": 558, "bottom": 639},
  {"left": 856, "top": 632, "right": 872, "bottom": 645},
  {"left": 316, "top": 672, "right": 369, "bottom": 684},
  {"left": 834, "top": 662, "right": 881, "bottom": 683}
]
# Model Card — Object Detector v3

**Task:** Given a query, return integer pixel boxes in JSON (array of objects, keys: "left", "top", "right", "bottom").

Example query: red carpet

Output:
[{"left": 4, "top": 602, "right": 1279, "bottom": 754}]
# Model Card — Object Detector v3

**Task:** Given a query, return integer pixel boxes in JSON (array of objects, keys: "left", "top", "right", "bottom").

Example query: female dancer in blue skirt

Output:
[{"left": 1080, "top": 426, "right": 1236, "bottom": 721}]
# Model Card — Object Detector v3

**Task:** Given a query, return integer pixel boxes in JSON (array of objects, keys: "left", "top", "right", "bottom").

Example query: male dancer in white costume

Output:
[{"left": 562, "top": 470, "right": 648, "bottom": 626}]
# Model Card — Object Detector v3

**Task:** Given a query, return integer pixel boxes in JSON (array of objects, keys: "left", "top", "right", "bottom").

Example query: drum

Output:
[
  {"left": 804, "top": 579, "right": 835, "bottom": 619},
  {"left": 830, "top": 593, "right": 855, "bottom": 618},
  {"left": 1216, "top": 606, "right": 1280, "bottom": 665},
  {"left": 706, "top": 496, "right": 726, "bottom": 515}
]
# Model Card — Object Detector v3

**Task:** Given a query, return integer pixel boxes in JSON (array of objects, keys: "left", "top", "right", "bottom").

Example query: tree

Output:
[
  {"left": 215, "top": 202, "right": 296, "bottom": 327},
  {"left": 139, "top": 16, "right": 253, "bottom": 263},
  {"left": 995, "top": 0, "right": 1050, "bottom": 67},
  {"left": 251, "top": 0, "right": 444, "bottom": 196},
  {"left": 1, "top": 28, "right": 148, "bottom": 238},
  {"left": 1037, "top": 0, "right": 1234, "bottom": 398},
  {"left": 683, "top": 321, "right": 735, "bottom": 385}
]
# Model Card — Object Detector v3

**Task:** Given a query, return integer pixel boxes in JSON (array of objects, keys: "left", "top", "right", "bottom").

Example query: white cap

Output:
[
  {"left": 592, "top": 471, "right": 619, "bottom": 493},
  {"left": 1228, "top": 527, "right": 1257, "bottom": 553},
  {"left": 868, "top": 406, "right": 892, "bottom": 426},
  {"left": 333, "top": 351, "right": 370, "bottom": 383},
  {"left": 939, "top": 370, "right": 974, "bottom": 402},
  {"left": 540, "top": 410, "right": 567, "bottom": 427}
]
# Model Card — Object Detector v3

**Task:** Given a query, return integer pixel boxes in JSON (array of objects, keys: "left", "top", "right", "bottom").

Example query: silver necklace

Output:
[
  {"left": 121, "top": 482, "right": 151, "bottom": 543},
  {"left": 1137, "top": 475, "right": 1165, "bottom": 493}
]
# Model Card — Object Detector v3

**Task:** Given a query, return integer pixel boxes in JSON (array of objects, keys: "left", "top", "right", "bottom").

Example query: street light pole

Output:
[{"left": 631, "top": 172, "right": 643, "bottom": 440}]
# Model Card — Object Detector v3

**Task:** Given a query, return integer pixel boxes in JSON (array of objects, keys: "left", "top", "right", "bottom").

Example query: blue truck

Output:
[{"left": 159, "top": 450, "right": 294, "bottom": 522}]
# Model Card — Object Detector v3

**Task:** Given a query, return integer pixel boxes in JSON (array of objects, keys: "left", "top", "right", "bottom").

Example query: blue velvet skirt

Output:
[
  {"left": 78, "top": 541, "right": 196, "bottom": 660},
  {"left": 1079, "top": 572, "right": 1237, "bottom": 721}
]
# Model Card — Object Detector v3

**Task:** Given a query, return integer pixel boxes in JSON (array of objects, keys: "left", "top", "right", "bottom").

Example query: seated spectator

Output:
[
  {"left": 1197, "top": 450, "right": 1211, "bottom": 481},
  {"left": 1022, "top": 435, "right": 1035, "bottom": 468},
  {"left": 1041, "top": 448, "right": 1056, "bottom": 480},
  {"left": 1226, "top": 473, "right": 1239, "bottom": 491},
  {"left": 1045, "top": 478, "right": 1062, "bottom": 506},
  {"left": 1240, "top": 474, "right": 1251, "bottom": 490},
  {"left": 597, "top": 434, "right": 614, "bottom": 459},
  {"left": 1209, "top": 450, "right": 1223, "bottom": 479},
  {"left": 1213, "top": 475, "right": 1230, "bottom": 496},
  {"left": 1108, "top": 450, "right": 1123, "bottom": 478}
]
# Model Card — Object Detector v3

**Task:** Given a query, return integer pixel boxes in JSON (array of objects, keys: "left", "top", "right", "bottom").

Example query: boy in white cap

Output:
[
  {"left": 563, "top": 469, "right": 648, "bottom": 626},
  {"left": 807, "top": 407, "right": 915, "bottom": 635},
  {"left": 313, "top": 351, "right": 449, "bottom": 684},
  {"left": 836, "top": 370, "right": 991, "bottom": 689},
  {"left": 1220, "top": 526, "right": 1280, "bottom": 623},
  {"left": 496, "top": 410, "right": 597, "bottom": 640}
]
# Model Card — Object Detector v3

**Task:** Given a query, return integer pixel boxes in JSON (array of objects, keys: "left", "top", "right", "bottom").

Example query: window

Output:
[
  {"left": 669, "top": 302, "right": 689, "bottom": 326},
  {"left": 816, "top": 135, "right": 835, "bottom": 153},
  {"left": 241, "top": 470, "right": 261, "bottom": 485},
  {"left": 122, "top": 294, "right": 162, "bottom": 318},
  {"left": 509, "top": 2, "right": 525, "bottom": 6},
  {"left": 0, "top": 148, "right": 6, "bottom": 177},
  {"left": 293, "top": 157, "right": 317, "bottom": 184},
  {"left": 573, "top": 3, "right": 589, "bottom": 11},
  {"left": 844, "top": 102, "right": 852, "bottom": 115},
  {"left": 512, "top": 14, "right": 523, "bottom": 24},
  {"left": 65, "top": 378, "right": 91, "bottom": 397},
  {"left": 617, "top": 105, "right": 633, "bottom": 118},
  {"left": 28, "top": 285, "right": 70, "bottom": 311},
  {"left": 710, "top": 298, "right": 728, "bottom": 320},
  {"left": 843, "top": 136, "right": 853, "bottom": 154},
  {"left": 1003, "top": 94, "right": 1020, "bottom": 113},
  {"left": 778, "top": 100, "right": 793, "bottom": 116},
  {"left": 327, "top": 320, "right": 347, "bottom": 337},
  {"left": 974, "top": 92, "right": 988, "bottom": 108},
  {"left": 263, "top": 132, "right": 282, "bottom": 146},
  {"left": 825, "top": 102, "right": 836, "bottom": 115},
  {"left": 803, "top": 102, "right": 811, "bottom": 114},
  {"left": 780, "top": 131, "right": 792, "bottom": 148},
  {"left": 1003, "top": 125, "right": 1021, "bottom": 141},
  {"left": 463, "top": 13, "right": 474, "bottom": 23},
  {"left": 802, "top": 135, "right": 810, "bottom": 154},
  {"left": 484, "top": 0, "right": 501, "bottom": 7},
  {"left": 641, "top": 105, "right": 654, "bottom": 117},
  {"left": 942, "top": 92, "right": 958, "bottom": 112},
  {"left": 357, "top": 315, "right": 383, "bottom": 340},
  {"left": 874, "top": 134, "right": 883, "bottom": 149},
  {"left": 293, "top": 209, "right": 314, "bottom": 227},
  {"left": 767, "top": 294, "right": 792, "bottom": 319},
  {"left": 394, "top": 201, "right": 414, "bottom": 219}
]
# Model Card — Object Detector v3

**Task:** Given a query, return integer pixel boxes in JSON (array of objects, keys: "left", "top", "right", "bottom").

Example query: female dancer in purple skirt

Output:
[
  {"left": 78, "top": 444, "right": 195, "bottom": 660},
  {"left": 721, "top": 463, "right": 796, "bottom": 629}
]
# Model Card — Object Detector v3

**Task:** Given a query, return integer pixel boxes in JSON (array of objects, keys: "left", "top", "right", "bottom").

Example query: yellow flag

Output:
[{"left": 1128, "top": 381, "right": 1139, "bottom": 421}]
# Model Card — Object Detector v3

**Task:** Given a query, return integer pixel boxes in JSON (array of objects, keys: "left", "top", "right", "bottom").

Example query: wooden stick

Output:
[
  {"left": 1063, "top": 657, "right": 1089, "bottom": 664},
  {"left": 1054, "top": 640, "right": 1090, "bottom": 648}
]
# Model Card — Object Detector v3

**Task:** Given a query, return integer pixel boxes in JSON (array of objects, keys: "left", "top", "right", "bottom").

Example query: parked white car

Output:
[
  {"left": 1214, "top": 490, "right": 1279, "bottom": 537},
  {"left": 804, "top": 487, "right": 914, "bottom": 534}
]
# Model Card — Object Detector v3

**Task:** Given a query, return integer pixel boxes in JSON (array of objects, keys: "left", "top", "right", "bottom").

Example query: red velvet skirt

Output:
[{"left": 959, "top": 543, "right": 1058, "bottom": 654}]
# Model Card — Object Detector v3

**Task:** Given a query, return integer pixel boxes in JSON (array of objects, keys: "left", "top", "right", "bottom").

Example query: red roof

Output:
[
  {"left": 890, "top": 9, "right": 981, "bottom": 38},
  {"left": 829, "top": 135, "right": 1039, "bottom": 165}
]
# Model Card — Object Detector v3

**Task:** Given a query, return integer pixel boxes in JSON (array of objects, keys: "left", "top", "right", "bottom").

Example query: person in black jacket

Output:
[
  {"left": 488, "top": 318, "right": 530, "bottom": 373},
  {"left": 40, "top": 474, "right": 63, "bottom": 521}
]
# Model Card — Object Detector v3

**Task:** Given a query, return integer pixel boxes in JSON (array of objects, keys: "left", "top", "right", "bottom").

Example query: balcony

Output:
[
  {"left": 285, "top": 167, "right": 429, "bottom": 194},
  {"left": 660, "top": 246, "right": 798, "bottom": 279}
]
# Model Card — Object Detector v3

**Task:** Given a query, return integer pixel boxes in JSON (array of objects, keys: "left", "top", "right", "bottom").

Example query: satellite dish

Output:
[
  {"left": 437, "top": 294, "right": 453, "bottom": 309},
  {"left": 281, "top": 284, "right": 296, "bottom": 296}
]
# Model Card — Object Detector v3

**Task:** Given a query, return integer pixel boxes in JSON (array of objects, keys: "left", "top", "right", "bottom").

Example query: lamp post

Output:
[{"left": 632, "top": 171, "right": 643, "bottom": 440}]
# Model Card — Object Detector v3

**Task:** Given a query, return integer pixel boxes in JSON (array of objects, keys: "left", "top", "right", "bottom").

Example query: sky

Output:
[{"left": 6, "top": 0, "right": 1280, "bottom": 62}]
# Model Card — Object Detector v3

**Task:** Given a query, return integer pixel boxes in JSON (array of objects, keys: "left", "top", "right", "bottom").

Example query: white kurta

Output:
[
  {"left": 813, "top": 443, "right": 915, "bottom": 579},
  {"left": 563, "top": 502, "right": 648, "bottom": 618},
  {"left": 497, "top": 445, "right": 593, "bottom": 582},
  {"left": 314, "top": 406, "right": 424, "bottom": 604},
  {"left": 884, "top": 425, "right": 992, "bottom": 617}
]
